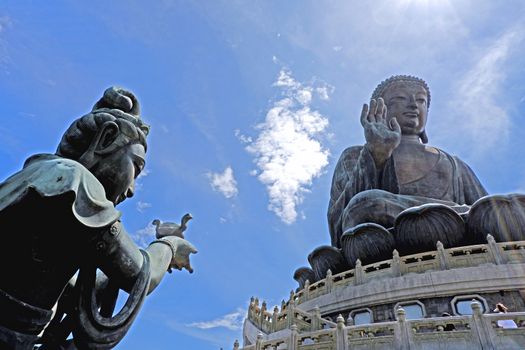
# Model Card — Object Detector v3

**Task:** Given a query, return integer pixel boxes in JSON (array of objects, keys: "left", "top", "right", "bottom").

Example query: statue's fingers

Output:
[
  {"left": 376, "top": 98, "right": 385, "bottom": 122},
  {"left": 360, "top": 103, "right": 369, "bottom": 127},
  {"left": 368, "top": 99, "right": 377, "bottom": 123},
  {"left": 382, "top": 104, "right": 388, "bottom": 123}
]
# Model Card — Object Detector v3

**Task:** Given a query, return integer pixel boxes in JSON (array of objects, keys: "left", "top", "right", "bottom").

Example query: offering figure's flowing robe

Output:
[
  {"left": 0, "top": 154, "right": 121, "bottom": 348},
  {"left": 328, "top": 146, "right": 487, "bottom": 247}
]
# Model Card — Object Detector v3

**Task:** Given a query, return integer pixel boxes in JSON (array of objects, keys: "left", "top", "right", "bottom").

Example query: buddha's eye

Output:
[{"left": 390, "top": 96, "right": 406, "bottom": 103}]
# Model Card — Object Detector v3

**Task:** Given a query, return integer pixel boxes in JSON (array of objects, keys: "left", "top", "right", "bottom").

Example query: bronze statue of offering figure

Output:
[
  {"left": 325, "top": 75, "right": 525, "bottom": 270},
  {"left": 0, "top": 87, "right": 197, "bottom": 349}
]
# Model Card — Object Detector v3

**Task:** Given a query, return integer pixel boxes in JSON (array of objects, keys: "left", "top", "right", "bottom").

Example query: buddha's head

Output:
[
  {"left": 372, "top": 75, "right": 430, "bottom": 143},
  {"left": 56, "top": 87, "right": 150, "bottom": 205}
]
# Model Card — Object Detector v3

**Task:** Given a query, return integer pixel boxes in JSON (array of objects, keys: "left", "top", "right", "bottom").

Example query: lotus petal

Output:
[
  {"left": 341, "top": 222, "right": 395, "bottom": 267},
  {"left": 467, "top": 194, "right": 525, "bottom": 243},
  {"left": 293, "top": 267, "right": 316, "bottom": 288},
  {"left": 394, "top": 204, "right": 465, "bottom": 255},
  {"left": 307, "top": 246, "right": 347, "bottom": 281}
]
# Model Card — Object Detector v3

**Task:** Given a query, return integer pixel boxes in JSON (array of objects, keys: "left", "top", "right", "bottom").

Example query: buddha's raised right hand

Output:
[{"left": 360, "top": 98, "right": 401, "bottom": 167}]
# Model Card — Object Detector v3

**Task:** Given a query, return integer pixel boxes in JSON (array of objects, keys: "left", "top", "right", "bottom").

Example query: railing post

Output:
[
  {"left": 255, "top": 332, "right": 263, "bottom": 350},
  {"left": 288, "top": 324, "right": 298, "bottom": 350},
  {"left": 394, "top": 307, "right": 411, "bottom": 350},
  {"left": 355, "top": 259, "right": 364, "bottom": 285},
  {"left": 335, "top": 314, "right": 347, "bottom": 350},
  {"left": 287, "top": 297, "right": 296, "bottom": 329},
  {"left": 346, "top": 314, "right": 354, "bottom": 326},
  {"left": 272, "top": 306, "right": 279, "bottom": 333},
  {"left": 470, "top": 300, "right": 496, "bottom": 349},
  {"left": 249, "top": 297, "right": 254, "bottom": 321},
  {"left": 487, "top": 234, "right": 505, "bottom": 265},
  {"left": 260, "top": 301, "right": 267, "bottom": 330},
  {"left": 233, "top": 339, "right": 239, "bottom": 350},
  {"left": 312, "top": 306, "right": 321, "bottom": 331},
  {"left": 436, "top": 241, "right": 449, "bottom": 270},
  {"left": 392, "top": 249, "right": 401, "bottom": 276},
  {"left": 304, "top": 279, "right": 310, "bottom": 300},
  {"left": 326, "top": 269, "right": 333, "bottom": 293}
]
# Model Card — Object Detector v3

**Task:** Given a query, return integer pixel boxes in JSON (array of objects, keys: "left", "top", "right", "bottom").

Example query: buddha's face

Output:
[
  {"left": 382, "top": 82, "right": 428, "bottom": 136},
  {"left": 90, "top": 143, "right": 146, "bottom": 205}
]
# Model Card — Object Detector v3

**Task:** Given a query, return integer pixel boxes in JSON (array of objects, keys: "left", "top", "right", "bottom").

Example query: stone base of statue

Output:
[{"left": 240, "top": 235, "right": 525, "bottom": 350}]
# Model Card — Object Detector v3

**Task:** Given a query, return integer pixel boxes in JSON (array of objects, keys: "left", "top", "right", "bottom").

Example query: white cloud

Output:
[
  {"left": 132, "top": 224, "right": 155, "bottom": 247},
  {"left": 136, "top": 201, "right": 152, "bottom": 213},
  {"left": 449, "top": 27, "right": 524, "bottom": 152},
  {"left": 207, "top": 166, "right": 239, "bottom": 198},
  {"left": 187, "top": 308, "right": 245, "bottom": 331},
  {"left": 316, "top": 86, "right": 334, "bottom": 101},
  {"left": 234, "top": 129, "right": 252, "bottom": 143},
  {"left": 245, "top": 68, "right": 330, "bottom": 224}
]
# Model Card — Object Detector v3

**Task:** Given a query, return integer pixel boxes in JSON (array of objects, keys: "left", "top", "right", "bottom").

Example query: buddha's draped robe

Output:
[{"left": 328, "top": 146, "right": 487, "bottom": 248}]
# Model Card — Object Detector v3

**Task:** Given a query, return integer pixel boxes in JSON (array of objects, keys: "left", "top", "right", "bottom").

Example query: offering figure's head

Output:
[
  {"left": 372, "top": 75, "right": 430, "bottom": 143},
  {"left": 56, "top": 87, "right": 150, "bottom": 204}
]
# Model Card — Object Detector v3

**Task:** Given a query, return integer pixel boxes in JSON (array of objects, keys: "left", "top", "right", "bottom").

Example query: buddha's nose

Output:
[{"left": 408, "top": 95, "right": 417, "bottom": 108}]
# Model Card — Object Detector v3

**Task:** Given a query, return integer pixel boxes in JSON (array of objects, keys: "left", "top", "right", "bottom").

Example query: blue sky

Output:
[{"left": 1, "top": 1, "right": 525, "bottom": 349}]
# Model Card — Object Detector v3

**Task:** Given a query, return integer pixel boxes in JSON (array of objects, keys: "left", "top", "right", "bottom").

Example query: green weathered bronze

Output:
[{"left": 0, "top": 87, "right": 197, "bottom": 349}]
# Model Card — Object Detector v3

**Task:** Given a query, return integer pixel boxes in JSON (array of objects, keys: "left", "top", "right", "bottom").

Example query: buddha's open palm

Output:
[{"left": 360, "top": 98, "right": 401, "bottom": 164}]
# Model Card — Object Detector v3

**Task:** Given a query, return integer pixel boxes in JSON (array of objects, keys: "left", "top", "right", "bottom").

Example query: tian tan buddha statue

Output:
[
  {"left": 0, "top": 87, "right": 197, "bottom": 349},
  {"left": 296, "top": 75, "right": 525, "bottom": 287}
]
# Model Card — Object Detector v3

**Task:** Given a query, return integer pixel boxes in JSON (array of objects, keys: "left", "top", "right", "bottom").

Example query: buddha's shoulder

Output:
[{"left": 337, "top": 146, "right": 363, "bottom": 162}]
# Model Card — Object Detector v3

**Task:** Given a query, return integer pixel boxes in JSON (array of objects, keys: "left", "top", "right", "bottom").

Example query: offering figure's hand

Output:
[
  {"left": 165, "top": 236, "right": 198, "bottom": 273},
  {"left": 361, "top": 98, "right": 401, "bottom": 166}
]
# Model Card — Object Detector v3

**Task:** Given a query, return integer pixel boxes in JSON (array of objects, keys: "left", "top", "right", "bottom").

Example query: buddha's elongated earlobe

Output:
[{"left": 420, "top": 130, "right": 428, "bottom": 144}]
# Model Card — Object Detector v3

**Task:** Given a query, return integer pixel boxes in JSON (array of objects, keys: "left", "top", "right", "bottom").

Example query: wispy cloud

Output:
[
  {"left": 0, "top": 16, "right": 12, "bottom": 73},
  {"left": 449, "top": 27, "right": 524, "bottom": 152},
  {"left": 0, "top": 16, "right": 11, "bottom": 33},
  {"left": 187, "top": 308, "right": 245, "bottom": 331},
  {"left": 136, "top": 201, "right": 152, "bottom": 213},
  {"left": 207, "top": 166, "right": 238, "bottom": 198},
  {"left": 243, "top": 68, "right": 330, "bottom": 224},
  {"left": 132, "top": 223, "right": 155, "bottom": 247}
]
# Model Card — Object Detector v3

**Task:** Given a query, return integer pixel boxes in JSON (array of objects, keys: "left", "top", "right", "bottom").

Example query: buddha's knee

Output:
[
  {"left": 349, "top": 189, "right": 393, "bottom": 206},
  {"left": 342, "top": 190, "right": 398, "bottom": 229}
]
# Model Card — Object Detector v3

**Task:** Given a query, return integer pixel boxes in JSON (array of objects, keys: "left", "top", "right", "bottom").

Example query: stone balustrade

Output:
[
  {"left": 291, "top": 235, "right": 525, "bottom": 305},
  {"left": 239, "top": 301, "right": 525, "bottom": 350},
  {"left": 247, "top": 297, "right": 337, "bottom": 335}
]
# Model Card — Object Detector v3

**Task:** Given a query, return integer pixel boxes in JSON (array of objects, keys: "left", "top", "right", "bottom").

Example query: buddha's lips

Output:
[{"left": 403, "top": 112, "right": 419, "bottom": 117}]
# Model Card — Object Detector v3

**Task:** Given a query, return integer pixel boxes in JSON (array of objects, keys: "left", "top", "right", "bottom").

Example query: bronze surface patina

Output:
[
  {"left": 318, "top": 75, "right": 525, "bottom": 272},
  {"left": 0, "top": 87, "right": 197, "bottom": 350}
]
